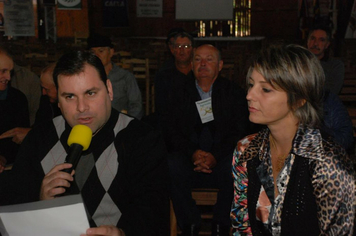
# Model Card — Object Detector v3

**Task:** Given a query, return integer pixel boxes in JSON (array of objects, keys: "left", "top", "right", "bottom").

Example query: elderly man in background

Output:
[
  {"left": 0, "top": 63, "right": 61, "bottom": 146},
  {"left": 0, "top": 47, "right": 29, "bottom": 172},
  {"left": 165, "top": 44, "right": 250, "bottom": 236}
]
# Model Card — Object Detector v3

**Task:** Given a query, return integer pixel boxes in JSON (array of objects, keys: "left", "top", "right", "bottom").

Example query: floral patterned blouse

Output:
[{"left": 230, "top": 126, "right": 356, "bottom": 236}]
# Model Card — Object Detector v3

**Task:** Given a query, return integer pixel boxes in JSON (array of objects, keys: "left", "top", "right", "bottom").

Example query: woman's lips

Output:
[{"left": 248, "top": 106, "right": 258, "bottom": 112}]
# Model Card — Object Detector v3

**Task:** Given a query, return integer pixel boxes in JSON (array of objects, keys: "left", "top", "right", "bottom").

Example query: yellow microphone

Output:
[{"left": 62, "top": 125, "right": 92, "bottom": 174}]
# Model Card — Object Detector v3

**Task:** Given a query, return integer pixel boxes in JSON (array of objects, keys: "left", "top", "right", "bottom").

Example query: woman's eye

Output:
[{"left": 262, "top": 88, "right": 271, "bottom": 93}]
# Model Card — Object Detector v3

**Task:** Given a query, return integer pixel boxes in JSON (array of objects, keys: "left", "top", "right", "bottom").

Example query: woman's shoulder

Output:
[
  {"left": 234, "top": 130, "right": 268, "bottom": 163},
  {"left": 320, "top": 137, "right": 353, "bottom": 167}
]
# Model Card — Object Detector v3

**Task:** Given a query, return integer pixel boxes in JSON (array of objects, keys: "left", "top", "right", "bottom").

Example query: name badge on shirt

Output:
[{"left": 195, "top": 97, "right": 214, "bottom": 123}]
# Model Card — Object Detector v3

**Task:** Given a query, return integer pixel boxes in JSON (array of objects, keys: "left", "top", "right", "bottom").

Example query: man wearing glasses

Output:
[{"left": 154, "top": 31, "right": 194, "bottom": 126}]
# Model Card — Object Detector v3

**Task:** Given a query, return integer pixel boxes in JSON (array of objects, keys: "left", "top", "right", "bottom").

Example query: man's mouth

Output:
[
  {"left": 78, "top": 117, "right": 93, "bottom": 124},
  {"left": 310, "top": 47, "right": 320, "bottom": 50},
  {"left": 0, "top": 80, "right": 9, "bottom": 84}
]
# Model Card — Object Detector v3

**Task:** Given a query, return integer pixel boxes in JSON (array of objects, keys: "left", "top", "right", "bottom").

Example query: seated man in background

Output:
[
  {"left": 307, "top": 24, "right": 345, "bottom": 95},
  {"left": 307, "top": 25, "right": 353, "bottom": 151},
  {"left": 1, "top": 51, "right": 170, "bottom": 235},
  {"left": 34, "top": 63, "right": 62, "bottom": 125},
  {"left": 0, "top": 47, "right": 29, "bottom": 172},
  {"left": 164, "top": 44, "right": 249, "bottom": 236},
  {"left": 87, "top": 33, "right": 144, "bottom": 119},
  {"left": 0, "top": 63, "right": 61, "bottom": 146}
]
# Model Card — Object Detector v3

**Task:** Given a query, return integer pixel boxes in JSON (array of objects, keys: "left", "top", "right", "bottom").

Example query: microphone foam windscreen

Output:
[{"left": 67, "top": 125, "right": 93, "bottom": 151}]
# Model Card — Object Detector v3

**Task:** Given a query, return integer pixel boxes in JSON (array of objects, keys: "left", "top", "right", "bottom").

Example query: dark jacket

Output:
[
  {"left": 33, "top": 95, "right": 61, "bottom": 127},
  {"left": 0, "top": 86, "right": 29, "bottom": 163},
  {"left": 322, "top": 90, "right": 354, "bottom": 151},
  {"left": 164, "top": 76, "right": 249, "bottom": 161}
]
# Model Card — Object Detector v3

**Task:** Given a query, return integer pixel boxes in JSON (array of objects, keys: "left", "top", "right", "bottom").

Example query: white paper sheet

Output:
[{"left": 0, "top": 194, "right": 90, "bottom": 236}]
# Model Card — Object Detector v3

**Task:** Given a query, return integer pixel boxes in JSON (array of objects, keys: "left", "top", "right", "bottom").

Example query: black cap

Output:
[{"left": 87, "top": 33, "right": 114, "bottom": 49}]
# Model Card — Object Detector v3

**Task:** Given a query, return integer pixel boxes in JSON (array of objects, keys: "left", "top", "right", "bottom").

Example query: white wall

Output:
[{"left": 176, "top": 0, "right": 233, "bottom": 20}]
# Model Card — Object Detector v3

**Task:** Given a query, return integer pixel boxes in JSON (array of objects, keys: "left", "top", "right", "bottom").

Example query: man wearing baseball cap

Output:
[{"left": 87, "top": 33, "right": 143, "bottom": 119}]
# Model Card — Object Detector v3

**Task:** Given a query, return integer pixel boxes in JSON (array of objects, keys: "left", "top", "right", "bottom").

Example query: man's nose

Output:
[
  {"left": 77, "top": 97, "right": 89, "bottom": 112},
  {"left": 200, "top": 59, "right": 206, "bottom": 66}
]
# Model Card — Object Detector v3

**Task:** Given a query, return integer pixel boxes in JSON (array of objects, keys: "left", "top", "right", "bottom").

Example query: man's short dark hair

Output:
[
  {"left": 308, "top": 24, "right": 332, "bottom": 41},
  {"left": 53, "top": 51, "right": 107, "bottom": 89},
  {"left": 166, "top": 27, "right": 185, "bottom": 45},
  {"left": 173, "top": 31, "right": 194, "bottom": 46}
]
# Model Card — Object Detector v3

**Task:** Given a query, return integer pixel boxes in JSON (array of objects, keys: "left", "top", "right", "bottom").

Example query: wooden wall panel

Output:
[
  {"left": 56, "top": 0, "right": 89, "bottom": 38},
  {"left": 251, "top": 0, "right": 299, "bottom": 40}
]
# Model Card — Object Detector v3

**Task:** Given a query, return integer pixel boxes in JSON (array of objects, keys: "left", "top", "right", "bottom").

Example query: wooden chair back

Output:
[
  {"left": 74, "top": 31, "right": 89, "bottom": 46},
  {"left": 122, "top": 58, "right": 151, "bottom": 116}
]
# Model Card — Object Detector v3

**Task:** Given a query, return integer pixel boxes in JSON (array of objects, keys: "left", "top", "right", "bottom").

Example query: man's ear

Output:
[
  {"left": 218, "top": 60, "right": 223, "bottom": 72},
  {"left": 106, "top": 79, "right": 113, "bottom": 101}
]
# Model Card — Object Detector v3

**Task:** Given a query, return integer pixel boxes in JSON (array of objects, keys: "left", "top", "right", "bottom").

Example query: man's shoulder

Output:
[
  {"left": 29, "top": 115, "right": 62, "bottom": 140},
  {"left": 110, "top": 63, "right": 135, "bottom": 78},
  {"left": 113, "top": 114, "right": 161, "bottom": 146},
  {"left": 156, "top": 65, "right": 179, "bottom": 77},
  {"left": 13, "top": 64, "right": 40, "bottom": 80},
  {"left": 116, "top": 114, "right": 154, "bottom": 134},
  {"left": 321, "top": 57, "right": 344, "bottom": 67},
  {"left": 109, "top": 65, "right": 137, "bottom": 86}
]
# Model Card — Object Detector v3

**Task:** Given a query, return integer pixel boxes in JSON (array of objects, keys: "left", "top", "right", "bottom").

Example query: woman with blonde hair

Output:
[{"left": 230, "top": 44, "right": 355, "bottom": 235}]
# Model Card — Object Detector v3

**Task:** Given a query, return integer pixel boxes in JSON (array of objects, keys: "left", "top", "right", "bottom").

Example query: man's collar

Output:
[{"left": 0, "top": 86, "right": 9, "bottom": 100}]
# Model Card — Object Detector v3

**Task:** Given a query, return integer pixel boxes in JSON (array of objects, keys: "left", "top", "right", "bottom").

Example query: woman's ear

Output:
[{"left": 293, "top": 99, "right": 306, "bottom": 111}]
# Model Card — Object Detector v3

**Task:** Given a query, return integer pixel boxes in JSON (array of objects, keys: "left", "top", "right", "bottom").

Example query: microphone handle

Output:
[{"left": 62, "top": 143, "right": 84, "bottom": 174}]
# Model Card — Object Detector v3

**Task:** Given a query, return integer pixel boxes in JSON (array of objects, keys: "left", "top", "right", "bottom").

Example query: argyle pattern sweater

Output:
[{"left": 4, "top": 109, "right": 170, "bottom": 235}]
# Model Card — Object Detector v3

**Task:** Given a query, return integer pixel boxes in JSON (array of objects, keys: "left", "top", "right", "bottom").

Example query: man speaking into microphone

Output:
[{"left": 1, "top": 51, "right": 170, "bottom": 236}]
